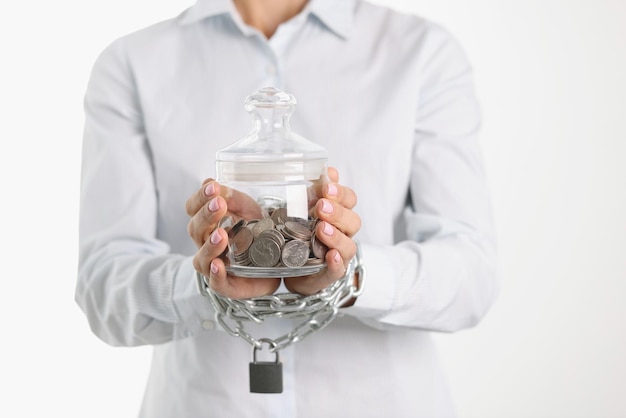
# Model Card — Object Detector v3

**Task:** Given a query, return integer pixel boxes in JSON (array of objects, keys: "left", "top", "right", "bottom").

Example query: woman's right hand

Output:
[{"left": 185, "top": 179, "right": 281, "bottom": 299}]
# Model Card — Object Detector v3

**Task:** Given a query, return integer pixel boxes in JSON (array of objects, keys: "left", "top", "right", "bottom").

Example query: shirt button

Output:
[{"left": 202, "top": 320, "right": 216, "bottom": 330}]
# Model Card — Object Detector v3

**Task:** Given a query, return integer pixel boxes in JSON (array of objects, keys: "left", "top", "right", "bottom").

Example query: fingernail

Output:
[
  {"left": 327, "top": 183, "right": 338, "bottom": 196},
  {"left": 322, "top": 221, "right": 334, "bottom": 236},
  {"left": 210, "top": 261, "right": 218, "bottom": 275},
  {"left": 208, "top": 197, "right": 219, "bottom": 212},
  {"left": 204, "top": 182, "right": 215, "bottom": 197},
  {"left": 321, "top": 199, "right": 333, "bottom": 214},
  {"left": 333, "top": 252, "right": 341, "bottom": 264},
  {"left": 210, "top": 230, "right": 222, "bottom": 245}
]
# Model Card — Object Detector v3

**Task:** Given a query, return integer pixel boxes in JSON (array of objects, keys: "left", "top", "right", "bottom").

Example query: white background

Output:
[{"left": 1, "top": 0, "right": 624, "bottom": 417}]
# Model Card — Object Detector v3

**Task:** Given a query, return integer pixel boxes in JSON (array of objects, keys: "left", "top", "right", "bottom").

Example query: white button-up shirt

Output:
[{"left": 76, "top": 0, "right": 498, "bottom": 416}]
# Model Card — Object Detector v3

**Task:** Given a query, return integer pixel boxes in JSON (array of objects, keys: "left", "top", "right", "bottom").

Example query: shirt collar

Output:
[
  {"left": 179, "top": 0, "right": 356, "bottom": 39},
  {"left": 178, "top": 0, "right": 232, "bottom": 25},
  {"left": 308, "top": 0, "right": 356, "bottom": 39}
]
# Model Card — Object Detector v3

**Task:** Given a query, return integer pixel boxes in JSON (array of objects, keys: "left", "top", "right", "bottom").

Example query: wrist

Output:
[{"left": 341, "top": 242, "right": 365, "bottom": 308}]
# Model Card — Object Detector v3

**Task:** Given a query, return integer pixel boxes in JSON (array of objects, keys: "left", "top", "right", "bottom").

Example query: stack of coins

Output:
[
  {"left": 227, "top": 220, "right": 253, "bottom": 265},
  {"left": 226, "top": 210, "right": 328, "bottom": 269}
]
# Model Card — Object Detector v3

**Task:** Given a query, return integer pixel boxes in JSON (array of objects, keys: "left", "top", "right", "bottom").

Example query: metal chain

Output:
[{"left": 196, "top": 244, "right": 365, "bottom": 352}]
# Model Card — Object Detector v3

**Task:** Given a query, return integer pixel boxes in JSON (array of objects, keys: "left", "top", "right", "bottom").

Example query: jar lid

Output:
[{"left": 216, "top": 87, "right": 327, "bottom": 182}]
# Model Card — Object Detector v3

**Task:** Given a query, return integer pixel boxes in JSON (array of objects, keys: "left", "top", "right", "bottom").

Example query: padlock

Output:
[{"left": 249, "top": 340, "right": 283, "bottom": 394}]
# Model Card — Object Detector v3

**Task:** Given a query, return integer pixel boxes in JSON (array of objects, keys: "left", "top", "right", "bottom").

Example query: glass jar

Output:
[{"left": 216, "top": 87, "right": 329, "bottom": 278}]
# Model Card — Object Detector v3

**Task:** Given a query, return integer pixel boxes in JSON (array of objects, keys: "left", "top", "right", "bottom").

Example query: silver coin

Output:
[
  {"left": 230, "top": 226, "right": 253, "bottom": 257},
  {"left": 279, "top": 225, "right": 297, "bottom": 241},
  {"left": 310, "top": 230, "right": 328, "bottom": 260},
  {"left": 281, "top": 240, "right": 310, "bottom": 268},
  {"left": 251, "top": 217, "right": 275, "bottom": 237},
  {"left": 305, "top": 258, "right": 324, "bottom": 266},
  {"left": 234, "top": 252, "right": 252, "bottom": 266},
  {"left": 284, "top": 221, "right": 312, "bottom": 241},
  {"left": 249, "top": 237, "right": 281, "bottom": 267},
  {"left": 258, "top": 228, "right": 285, "bottom": 248},
  {"left": 291, "top": 217, "right": 312, "bottom": 227},
  {"left": 226, "top": 218, "right": 245, "bottom": 238},
  {"left": 270, "top": 207, "right": 288, "bottom": 225}
]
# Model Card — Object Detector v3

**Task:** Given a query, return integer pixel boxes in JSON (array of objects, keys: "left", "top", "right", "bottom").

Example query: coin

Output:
[
  {"left": 258, "top": 228, "right": 285, "bottom": 248},
  {"left": 305, "top": 258, "right": 324, "bottom": 266},
  {"left": 226, "top": 218, "right": 245, "bottom": 238},
  {"left": 270, "top": 207, "right": 288, "bottom": 225},
  {"left": 249, "top": 236, "right": 281, "bottom": 267},
  {"left": 310, "top": 230, "right": 328, "bottom": 260},
  {"left": 226, "top": 212, "right": 329, "bottom": 272},
  {"left": 281, "top": 240, "right": 310, "bottom": 268},
  {"left": 251, "top": 217, "right": 275, "bottom": 237},
  {"left": 283, "top": 221, "right": 312, "bottom": 241},
  {"left": 230, "top": 226, "right": 253, "bottom": 256}
]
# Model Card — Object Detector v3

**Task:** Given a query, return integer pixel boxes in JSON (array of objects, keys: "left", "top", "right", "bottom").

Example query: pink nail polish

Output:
[
  {"left": 333, "top": 252, "right": 341, "bottom": 264},
  {"left": 208, "top": 198, "right": 219, "bottom": 212},
  {"left": 210, "top": 230, "right": 222, "bottom": 245},
  {"left": 327, "top": 183, "right": 338, "bottom": 196},
  {"left": 204, "top": 182, "right": 215, "bottom": 196},
  {"left": 322, "top": 222, "right": 334, "bottom": 236},
  {"left": 321, "top": 199, "right": 333, "bottom": 214},
  {"left": 210, "top": 261, "right": 218, "bottom": 275}
]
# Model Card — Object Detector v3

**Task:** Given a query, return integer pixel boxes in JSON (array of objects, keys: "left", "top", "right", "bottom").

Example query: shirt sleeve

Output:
[
  {"left": 345, "top": 24, "right": 499, "bottom": 332},
  {"left": 74, "top": 38, "right": 214, "bottom": 347}
]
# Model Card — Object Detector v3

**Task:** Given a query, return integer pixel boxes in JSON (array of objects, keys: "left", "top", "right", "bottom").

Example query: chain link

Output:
[{"left": 196, "top": 244, "right": 365, "bottom": 352}]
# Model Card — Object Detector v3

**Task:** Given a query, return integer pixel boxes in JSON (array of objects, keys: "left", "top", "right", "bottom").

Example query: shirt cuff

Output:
[
  {"left": 342, "top": 243, "right": 398, "bottom": 320},
  {"left": 172, "top": 257, "right": 218, "bottom": 338}
]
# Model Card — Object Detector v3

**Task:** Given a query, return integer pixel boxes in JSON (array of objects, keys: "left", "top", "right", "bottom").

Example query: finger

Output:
[
  {"left": 307, "top": 167, "right": 340, "bottom": 206},
  {"left": 283, "top": 249, "right": 345, "bottom": 295},
  {"left": 324, "top": 167, "right": 357, "bottom": 210},
  {"left": 315, "top": 198, "right": 361, "bottom": 238},
  {"left": 210, "top": 274, "right": 281, "bottom": 299},
  {"left": 192, "top": 228, "right": 229, "bottom": 276},
  {"left": 323, "top": 248, "right": 348, "bottom": 279},
  {"left": 222, "top": 188, "right": 264, "bottom": 220},
  {"left": 185, "top": 179, "right": 219, "bottom": 216},
  {"left": 187, "top": 196, "right": 228, "bottom": 248},
  {"left": 328, "top": 166, "right": 339, "bottom": 183},
  {"left": 315, "top": 221, "right": 357, "bottom": 267},
  {"left": 207, "top": 258, "right": 281, "bottom": 299},
  {"left": 194, "top": 228, "right": 281, "bottom": 299},
  {"left": 186, "top": 180, "right": 261, "bottom": 219},
  {"left": 323, "top": 182, "right": 357, "bottom": 210}
]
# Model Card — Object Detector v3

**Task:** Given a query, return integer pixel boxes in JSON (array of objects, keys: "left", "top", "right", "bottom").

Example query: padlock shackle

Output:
[{"left": 252, "top": 338, "right": 280, "bottom": 364}]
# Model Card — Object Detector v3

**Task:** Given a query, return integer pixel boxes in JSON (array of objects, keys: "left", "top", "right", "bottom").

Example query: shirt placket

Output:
[
  {"left": 258, "top": 41, "right": 281, "bottom": 88},
  {"left": 261, "top": 12, "right": 309, "bottom": 89}
]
